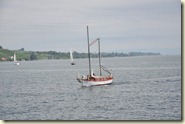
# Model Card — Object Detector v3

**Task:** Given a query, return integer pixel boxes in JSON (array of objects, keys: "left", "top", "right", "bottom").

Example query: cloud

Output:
[{"left": 0, "top": 0, "right": 181, "bottom": 55}]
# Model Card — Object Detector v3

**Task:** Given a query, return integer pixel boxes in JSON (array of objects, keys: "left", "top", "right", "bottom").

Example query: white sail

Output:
[
  {"left": 14, "top": 53, "right": 17, "bottom": 62},
  {"left": 14, "top": 53, "right": 19, "bottom": 65},
  {"left": 70, "top": 49, "right": 75, "bottom": 65},
  {"left": 70, "top": 49, "right": 74, "bottom": 62}
]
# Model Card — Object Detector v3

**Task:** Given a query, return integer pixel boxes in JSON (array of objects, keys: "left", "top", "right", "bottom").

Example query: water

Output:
[{"left": 0, "top": 55, "right": 181, "bottom": 120}]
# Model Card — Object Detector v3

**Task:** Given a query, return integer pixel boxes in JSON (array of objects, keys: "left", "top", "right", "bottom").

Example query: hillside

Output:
[
  {"left": 0, "top": 46, "right": 161, "bottom": 61},
  {"left": 0, "top": 47, "right": 70, "bottom": 61},
  {"left": 0, "top": 48, "right": 14, "bottom": 61},
  {"left": 0, "top": 48, "right": 31, "bottom": 61}
]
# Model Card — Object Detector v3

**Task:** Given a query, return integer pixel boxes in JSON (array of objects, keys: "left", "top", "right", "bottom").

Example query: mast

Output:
[
  {"left": 87, "top": 26, "right": 91, "bottom": 76},
  {"left": 98, "top": 38, "right": 102, "bottom": 76}
]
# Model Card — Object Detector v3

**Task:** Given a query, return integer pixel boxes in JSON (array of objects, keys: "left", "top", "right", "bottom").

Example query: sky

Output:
[{"left": 0, "top": 0, "right": 181, "bottom": 55}]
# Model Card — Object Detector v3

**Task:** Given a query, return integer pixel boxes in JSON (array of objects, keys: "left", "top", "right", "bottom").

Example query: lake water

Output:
[{"left": 0, "top": 55, "right": 181, "bottom": 120}]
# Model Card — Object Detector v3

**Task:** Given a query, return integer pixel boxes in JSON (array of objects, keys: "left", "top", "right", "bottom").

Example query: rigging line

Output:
[
  {"left": 101, "top": 65, "right": 111, "bottom": 75},
  {"left": 89, "top": 38, "right": 99, "bottom": 46}
]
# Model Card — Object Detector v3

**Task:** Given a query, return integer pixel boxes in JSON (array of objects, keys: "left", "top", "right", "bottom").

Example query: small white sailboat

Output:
[
  {"left": 77, "top": 26, "right": 113, "bottom": 87},
  {"left": 70, "top": 49, "right": 75, "bottom": 65},
  {"left": 14, "top": 53, "right": 19, "bottom": 65}
]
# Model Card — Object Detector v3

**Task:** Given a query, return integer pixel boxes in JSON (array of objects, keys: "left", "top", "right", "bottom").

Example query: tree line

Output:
[
  {"left": 0, "top": 46, "right": 161, "bottom": 61},
  {"left": 34, "top": 51, "right": 161, "bottom": 60}
]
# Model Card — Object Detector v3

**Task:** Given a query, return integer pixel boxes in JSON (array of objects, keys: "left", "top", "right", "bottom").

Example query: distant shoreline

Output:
[{"left": 0, "top": 47, "right": 163, "bottom": 61}]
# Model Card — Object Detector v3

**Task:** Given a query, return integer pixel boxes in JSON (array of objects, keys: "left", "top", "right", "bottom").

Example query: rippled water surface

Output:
[{"left": 0, "top": 55, "right": 181, "bottom": 120}]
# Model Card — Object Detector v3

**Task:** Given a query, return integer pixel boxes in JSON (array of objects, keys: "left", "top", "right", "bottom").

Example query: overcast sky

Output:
[{"left": 0, "top": 0, "right": 181, "bottom": 55}]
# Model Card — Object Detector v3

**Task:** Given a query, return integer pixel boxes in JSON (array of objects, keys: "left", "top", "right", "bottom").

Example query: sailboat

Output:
[
  {"left": 70, "top": 49, "right": 75, "bottom": 65},
  {"left": 14, "top": 53, "right": 19, "bottom": 65},
  {"left": 77, "top": 26, "right": 113, "bottom": 87}
]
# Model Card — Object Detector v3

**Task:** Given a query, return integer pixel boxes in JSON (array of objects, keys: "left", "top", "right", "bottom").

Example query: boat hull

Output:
[
  {"left": 77, "top": 78, "right": 113, "bottom": 87},
  {"left": 15, "top": 62, "right": 19, "bottom": 65},
  {"left": 71, "top": 62, "right": 75, "bottom": 65}
]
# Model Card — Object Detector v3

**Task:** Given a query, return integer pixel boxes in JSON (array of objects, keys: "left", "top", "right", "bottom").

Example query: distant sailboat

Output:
[
  {"left": 77, "top": 26, "right": 113, "bottom": 87},
  {"left": 14, "top": 53, "right": 19, "bottom": 65},
  {"left": 70, "top": 49, "right": 75, "bottom": 65}
]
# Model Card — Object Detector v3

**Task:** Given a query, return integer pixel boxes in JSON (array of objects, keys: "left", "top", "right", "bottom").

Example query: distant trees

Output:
[
  {"left": 18, "top": 48, "right": 25, "bottom": 51},
  {"left": 0, "top": 47, "right": 161, "bottom": 62},
  {"left": 36, "top": 51, "right": 65, "bottom": 59},
  {"left": 30, "top": 52, "right": 37, "bottom": 60},
  {"left": 128, "top": 52, "right": 161, "bottom": 56}
]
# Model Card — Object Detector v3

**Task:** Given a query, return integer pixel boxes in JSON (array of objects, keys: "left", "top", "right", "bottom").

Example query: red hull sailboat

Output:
[{"left": 77, "top": 26, "right": 113, "bottom": 87}]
